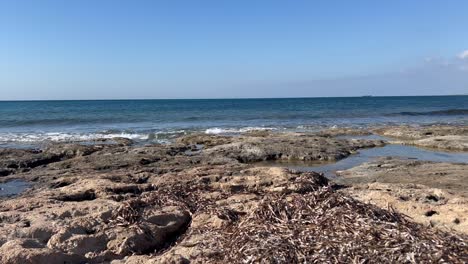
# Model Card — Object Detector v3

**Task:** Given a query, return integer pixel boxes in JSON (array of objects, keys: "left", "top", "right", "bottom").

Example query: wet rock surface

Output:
[
  {"left": 202, "top": 132, "right": 385, "bottom": 163},
  {"left": 393, "top": 135, "right": 468, "bottom": 151},
  {"left": 373, "top": 125, "right": 468, "bottom": 140},
  {"left": 0, "top": 132, "right": 467, "bottom": 263},
  {"left": 374, "top": 125, "right": 468, "bottom": 151},
  {"left": 314, "top": 127, "right": 373, "bottom": 137}
]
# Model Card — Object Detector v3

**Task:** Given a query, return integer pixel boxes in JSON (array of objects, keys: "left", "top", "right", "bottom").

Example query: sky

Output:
[{"left": 1, "top": 0, "right": 468, "bottom": 100}]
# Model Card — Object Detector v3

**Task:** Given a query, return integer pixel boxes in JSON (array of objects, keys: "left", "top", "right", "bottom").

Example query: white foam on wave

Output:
[
  {"left": 0, "top": 132, "right": 150, "bottom": 143},
  {"left": 0, "top": 127, "right": 282, "bottom": 145},
  {"left": 204, "top": 128, "right": 229, "bottom": 134},
  {"left": 205, "top": 127, "right": 276, "bottom": 134},
  {"left": 0, "top": 129, "right": 195, "bottom": 146}
]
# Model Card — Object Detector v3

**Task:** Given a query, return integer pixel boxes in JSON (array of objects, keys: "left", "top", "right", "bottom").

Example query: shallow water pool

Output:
[
  {"left": 257, "top": 138, "right": 468, "bottom": 178},
  {"left": 0, "top": 180, "right": 31, "bottom": 197}
]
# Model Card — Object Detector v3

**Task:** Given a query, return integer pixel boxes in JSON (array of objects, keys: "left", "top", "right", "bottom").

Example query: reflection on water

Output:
[
  {"left": 257, "top": 141, "right": 468, "bottom": 178},
  {"left": 0, "top": 180, "right": 31, "bottom": 197}
]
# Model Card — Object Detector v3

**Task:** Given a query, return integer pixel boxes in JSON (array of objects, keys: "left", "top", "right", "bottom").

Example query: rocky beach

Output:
[
  {"left": 4, "top": 0, "right": 468, "bottom": 261},
  {"left": 0, "top": 125, "right": 467, "bottom": 263}
]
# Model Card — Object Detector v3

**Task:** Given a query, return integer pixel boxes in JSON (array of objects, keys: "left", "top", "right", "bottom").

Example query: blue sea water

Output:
[{"left": 0, "top": 96, "right": 467, "bottom": 147}]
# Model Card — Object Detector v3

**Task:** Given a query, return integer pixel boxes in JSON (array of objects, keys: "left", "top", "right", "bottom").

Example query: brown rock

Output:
[
  {"left": 338, "top": 158, "right": 468, "bottom": 234},
  {"left": 0, "top": 239, "right": 85, "bottom": 264}
]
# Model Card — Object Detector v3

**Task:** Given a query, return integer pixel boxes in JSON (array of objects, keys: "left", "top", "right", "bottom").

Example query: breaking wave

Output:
[
  {"left": 0, "top": 130, "right": 189, "bottom": 145},
  {"left": 205, "top": 127, "right": 278, "bottom": 134}
]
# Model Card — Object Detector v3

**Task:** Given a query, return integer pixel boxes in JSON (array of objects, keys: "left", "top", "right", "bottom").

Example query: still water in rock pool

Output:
[
  {"left": 0, "top": 180, "right": 31, "bottom": 198},
  {"left": 257, "top": 137, "right": 468, "bottom": 178}
]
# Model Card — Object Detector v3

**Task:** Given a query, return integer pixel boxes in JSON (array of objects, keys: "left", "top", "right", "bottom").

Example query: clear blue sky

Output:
[{"left": 1, "top": 0, "right": 467, "bottom": 100}]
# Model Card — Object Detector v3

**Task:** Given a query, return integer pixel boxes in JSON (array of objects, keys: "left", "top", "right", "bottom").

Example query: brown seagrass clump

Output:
[
  {"left": 215, "top": 188, "right": 468, "bottom": 263},
  {"left": 110, "top": 170, "right": 468, "bottom": 263}
]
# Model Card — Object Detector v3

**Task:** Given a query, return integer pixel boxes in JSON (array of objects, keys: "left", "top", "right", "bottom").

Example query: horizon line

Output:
[{"left": 0, "top": 94, "right": 467, "bottom": 102}]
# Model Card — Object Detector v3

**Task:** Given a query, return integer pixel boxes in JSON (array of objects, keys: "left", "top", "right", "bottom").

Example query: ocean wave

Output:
[
  {"left": 388, "top": 109, "right": 468, "bottom": 116},
  {"left": 0, "top": 130, "right": 190, "bottom": 145},
  {"left": 205, "top": 127, "right": 277, "bottom": 134},
  {"left": 0, "top": 117, "right": 144, "bottom": 128},
  {"left": 0, "top": 132, "right": 149, "bottom": 143}
]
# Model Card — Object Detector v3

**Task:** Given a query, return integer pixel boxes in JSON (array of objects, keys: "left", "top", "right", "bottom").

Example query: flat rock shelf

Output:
[{"left": 0, "top": 126, "right": 467, "bottom": 263}]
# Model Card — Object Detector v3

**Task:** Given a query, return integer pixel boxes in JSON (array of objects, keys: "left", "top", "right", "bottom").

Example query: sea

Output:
[{"left": 0, "top": 96, "right": 467, "bottom": 148}]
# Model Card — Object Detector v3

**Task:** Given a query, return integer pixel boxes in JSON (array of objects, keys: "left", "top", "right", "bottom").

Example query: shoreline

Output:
[
  {"left": 2, "top": 122, "right": 468, "bottom": 150},
  {"left": 0, "top": 125, "right": 467, "bottom": 263}
]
